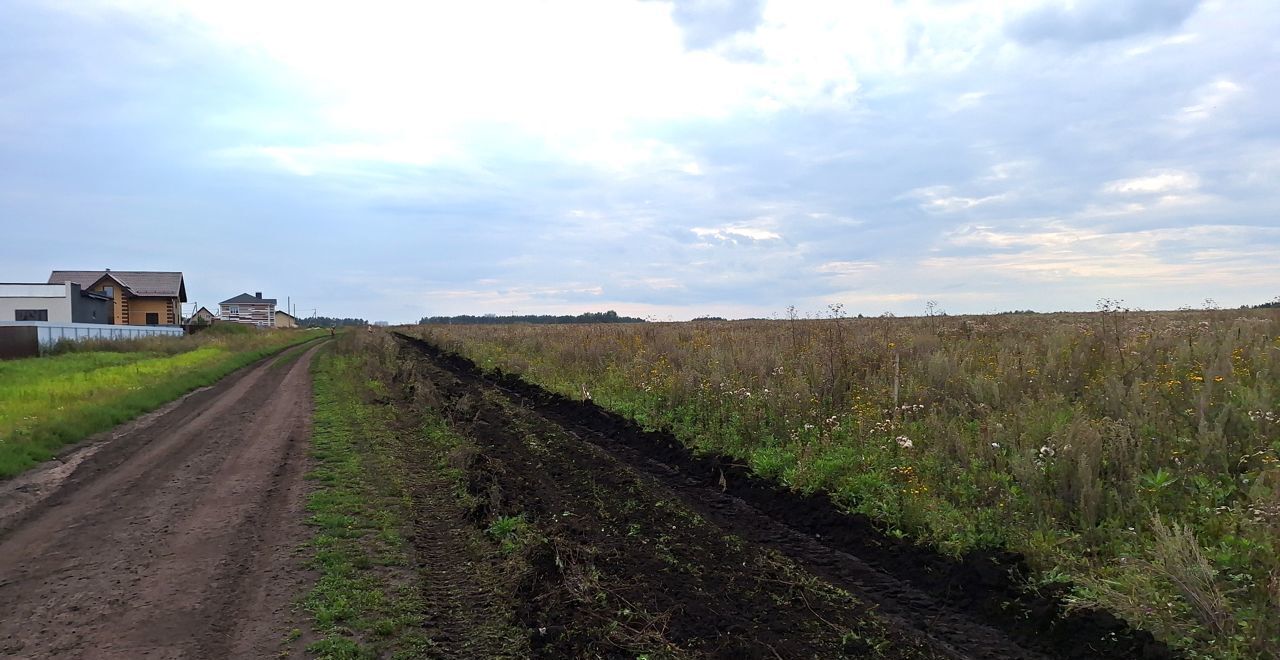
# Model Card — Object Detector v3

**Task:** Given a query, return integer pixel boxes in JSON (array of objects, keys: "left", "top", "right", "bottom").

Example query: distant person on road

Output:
[{"left": 329, "top": 326, "right": 335, "bottom": 338}]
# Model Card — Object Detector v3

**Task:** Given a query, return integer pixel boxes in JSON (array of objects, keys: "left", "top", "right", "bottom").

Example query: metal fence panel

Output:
[{"left": 0, "top": 322, "right": 184, "bottom": 352}]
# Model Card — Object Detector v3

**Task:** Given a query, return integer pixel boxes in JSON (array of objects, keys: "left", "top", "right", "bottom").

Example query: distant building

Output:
[
  {"left": 189, "top": 306, "right": 216, "bottom": 325},
  {"left": 219, "top": 292, "right": 277, "bottom": 327},
  {"left": 275, "top": 309, "right": 298, "bottom": 328},
  {"left": 48, "top": 270, "right": 187, "bottom": 326},
  {"left": 373, "top": 321, "right": 389, "bottom": 327},
  {"left": 0, "top": 282, "right": 113, "bottom": 324}
]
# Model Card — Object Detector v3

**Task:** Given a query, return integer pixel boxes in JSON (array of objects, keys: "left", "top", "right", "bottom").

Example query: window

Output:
[
  {"left": 15, "top": 309, "right": 48, "bottom": 321},
  {"left": 102, "top": 286, "right": 114, "bottom": 298},
  {"left": 228, "top": 305, "right": 239, "bottom": 315},
  {"left": 145, "top": 312, "right": 159, "bottom": 325}
]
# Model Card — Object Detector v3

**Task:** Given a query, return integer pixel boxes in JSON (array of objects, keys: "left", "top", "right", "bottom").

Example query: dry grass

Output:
[{"left": 414, "top": 309, "right": 1280, "bottom": 658}]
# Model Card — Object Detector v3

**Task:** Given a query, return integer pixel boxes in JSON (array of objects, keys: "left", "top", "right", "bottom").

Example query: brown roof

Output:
[{"left": 49, "top": 270, "right": 187, "bottom": 302}]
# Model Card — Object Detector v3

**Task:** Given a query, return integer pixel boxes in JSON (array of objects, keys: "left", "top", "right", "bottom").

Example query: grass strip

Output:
[
  {"left": 0, "top": 330, "right": 324, "bottom": 478},
  {"left": 302, "top": 347, "right": 429, "bottom": 659}
]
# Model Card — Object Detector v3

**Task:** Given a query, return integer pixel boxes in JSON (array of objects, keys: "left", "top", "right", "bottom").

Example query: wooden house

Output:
[
  {"left": 189, "top": 306, "right": 216, "bottom": 325},
  {"left": 48, "top": 270, "right": 187, "bottom": 326}
]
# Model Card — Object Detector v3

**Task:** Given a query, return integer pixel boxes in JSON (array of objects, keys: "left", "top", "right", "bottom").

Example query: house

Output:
[
  {"left": 0, "top": 282, "right": 113, "bottom": 324},
  {"left": 189, "top": 306, "right": 216, "bottom": 325},
  {"left": 275, "top": 309, "right": 298, "bottom": 328},
  {"left": 48, "top": 270, "right": 187, "bottom": 326},
  {"left": 220, "top": 292, "right": 276, "bottom": 327}
]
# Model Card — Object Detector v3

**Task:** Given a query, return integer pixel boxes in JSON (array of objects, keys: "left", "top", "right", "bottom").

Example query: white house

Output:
[
  {"left": 219, "top": 292, "right": 276, "bottom": 327},
  {"left": 0, "top": 282, "right": 113, "bottom": 324}
]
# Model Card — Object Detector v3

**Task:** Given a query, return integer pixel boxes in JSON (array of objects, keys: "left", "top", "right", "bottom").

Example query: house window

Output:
[
  {"left": 146, "top": 312, "right": 160, "bottom": 325},
  {"left": 228, "top": 305, "right": 239, "bottom": 314},
  {"left": 102, "top": 286, "right": 114, "bottom": 298},
  {"left": 15, "top": 309, "right": 48, "bottom": 321}
]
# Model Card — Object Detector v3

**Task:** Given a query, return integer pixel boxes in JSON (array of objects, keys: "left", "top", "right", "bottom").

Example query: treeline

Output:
[
  {"left": 418, "top": 310, "right": 645, "bottom": 325},
  {"left": 299, "top": 316, "right": 369, "bottom": 327},
  {"left": 1252, "top": 298, "right": 1280, "bottom": 309}
]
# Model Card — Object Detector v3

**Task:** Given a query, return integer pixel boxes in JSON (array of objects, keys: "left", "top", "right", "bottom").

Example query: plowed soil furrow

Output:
[
  {"left": 396, "top": 333, "right": 1175, "bottom": 660},
  {"left": 394, "top": 336, "right": 945, "bottom": 659},
  {"left": 0, "top": 344, "right": 323, "bottom": 659}
]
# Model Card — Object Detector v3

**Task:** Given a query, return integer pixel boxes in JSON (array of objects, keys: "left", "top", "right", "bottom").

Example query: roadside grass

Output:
[
  {"left": 417, "top": 309, "right": 1280, "bottom": 659},
  {"left": 0, "top": 328, "right": 324, "bottom": 478},
  {"left": 304, "top": 342, "right": 430, "bottom": 659}
]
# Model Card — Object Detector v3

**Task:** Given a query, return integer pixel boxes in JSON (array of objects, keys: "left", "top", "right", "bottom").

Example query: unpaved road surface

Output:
[{"left": 0, "top": 343, "right": 323, "bottom": 659}]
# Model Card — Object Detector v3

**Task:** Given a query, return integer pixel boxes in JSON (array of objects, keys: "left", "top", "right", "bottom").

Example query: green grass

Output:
[
  {"left": 303, "top": 346, "right": 431, "bottom": 659},
  {"left": 0, "top": 329, "right": 323, "bottom": 478}
]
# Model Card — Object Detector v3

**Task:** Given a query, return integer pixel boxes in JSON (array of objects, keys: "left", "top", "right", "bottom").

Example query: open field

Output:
[
  {"left": 0, "top": 320, "right": 1265, "bottom": 658},
  {"left": 306, "top": 329, "right": 1170, "bottom": 658},
  {"left": 415, "top": 310, "right": 1280, "bottom": 658},
  {"left": 0, "top": 326, "right": 323, "bottom": 477}
]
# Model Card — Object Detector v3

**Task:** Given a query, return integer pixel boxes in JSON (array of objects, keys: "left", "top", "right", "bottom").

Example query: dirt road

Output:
[{"left": 0, "top": 343, "right": 323, "bottom": 659}]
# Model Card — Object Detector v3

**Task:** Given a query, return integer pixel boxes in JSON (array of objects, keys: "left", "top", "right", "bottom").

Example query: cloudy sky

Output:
[{"left": 2, "top": 0, "right": 1277, "bottom": 321}]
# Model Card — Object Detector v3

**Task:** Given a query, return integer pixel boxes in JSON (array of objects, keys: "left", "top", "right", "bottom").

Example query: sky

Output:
[{"left": 1, "top": 0, "right": 1277, "bottom": 322}]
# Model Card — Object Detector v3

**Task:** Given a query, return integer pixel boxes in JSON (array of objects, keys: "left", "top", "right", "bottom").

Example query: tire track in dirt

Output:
[
  {"left": 396, "top": 333, "right": 1175, "bottom": 660},
  {"left": 0, "top": 343, "right": 324, "bottom": 659}
]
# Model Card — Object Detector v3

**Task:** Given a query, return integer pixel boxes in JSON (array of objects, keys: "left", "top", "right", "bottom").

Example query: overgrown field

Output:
[
  {"left": 416, "top": 309, "right": 1280, "bottom": 658},
  {"left": 306, "top": 331, "right": 963, "bottom": 658},
  {"left": 0, "top": 325, "right": 323, "bottom": 477}
]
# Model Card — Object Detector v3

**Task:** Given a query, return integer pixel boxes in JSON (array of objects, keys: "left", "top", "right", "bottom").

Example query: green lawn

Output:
[{"left": 0, "top": 329, "right": 324, "bottom": 478}]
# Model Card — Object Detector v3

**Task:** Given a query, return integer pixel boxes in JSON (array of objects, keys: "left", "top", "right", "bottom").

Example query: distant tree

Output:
[
  {"left": 299, "top": 316, "right": 368, "bottom": 327},
  {"left": 691, "top": 316, "right": 726, "bottom": 322},
  {"left": 418, "top": 310, "right": 645, "bottom": 325},
  {"left": 1251, "top": 296, "right": 1280, "bottom": 309}
]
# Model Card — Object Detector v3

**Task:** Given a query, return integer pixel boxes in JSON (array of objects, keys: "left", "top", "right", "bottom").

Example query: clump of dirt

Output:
[
  {"left": 396, "top": 333, "right": 1177, "bottom": 660},
  {"left": 398, "top": 337, "right": 944, "bottom": 659}
]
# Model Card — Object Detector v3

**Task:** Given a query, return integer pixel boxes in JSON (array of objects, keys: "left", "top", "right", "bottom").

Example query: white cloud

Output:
[
  {"left": 1125, "top": 31, "right": 1199, "bottom": 57},
  {"left": 692, "top": 224, "right": 782, "bottom": 242},
  {"left": 1178, "top": 79, "right": 1243, "bottom": 122},
  {"left": 816, "top": 261, "right": 879, "bottom": 275},
  {"left": 1103, "top": 170, "right": 1200, "bottom": 194},
  {"left": 950, "top": 91, "right": 989, "bottom": 111},
  {"left": 930, "top": 223, "right": 1280, "bottom": 285},
  {"left": 910, "top": 185, "right": 1008, "bottom": 212}
]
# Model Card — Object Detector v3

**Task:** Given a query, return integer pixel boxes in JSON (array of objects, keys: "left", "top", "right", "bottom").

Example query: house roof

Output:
[
  {"left": 193, "top": 306, "right": 214, "bottom": 316},
  {"left": 275, "top": 309, "right": 297, "bottom": 320},
  {"left": 49, "top": 270, "right": 187, "bottom": 302},
  {"left": 220, "top": 293, "right": 278, "bottom": 305}
]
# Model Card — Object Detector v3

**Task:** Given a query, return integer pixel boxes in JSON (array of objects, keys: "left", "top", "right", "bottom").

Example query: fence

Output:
[{"left": 0, "top": 322, "right": 184, "bottom": 358}]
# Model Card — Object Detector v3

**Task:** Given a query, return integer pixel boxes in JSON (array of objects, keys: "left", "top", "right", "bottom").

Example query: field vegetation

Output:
[
  {"left": 0, "top": 324, "right": 322, "bottom": 478},
  {"left": 417, "top": 307, "right": 1280, "bottom": 658}
]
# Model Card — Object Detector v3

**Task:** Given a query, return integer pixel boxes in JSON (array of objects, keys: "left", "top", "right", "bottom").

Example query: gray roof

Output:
[
  {"left": 220, "top": 293, "right": 278, "bottom": 305},
  {"left": 49, "top": 270, "right": 186, "bottom": 301}
]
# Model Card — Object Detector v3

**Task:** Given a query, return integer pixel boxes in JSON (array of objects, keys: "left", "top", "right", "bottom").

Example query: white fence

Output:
[{"left": 0, "top": 321, "right": 184, "bottom": 348}]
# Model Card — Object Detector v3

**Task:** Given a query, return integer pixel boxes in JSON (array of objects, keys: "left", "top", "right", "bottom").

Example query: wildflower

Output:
[
  {"left": 991, "top": 442, "right": 1001, "bottom": 449},
  {"left": 896, "top": 435, "right": 913, "bottom": 449},
  {"left": 1039, "top": 445, "right": 1055, "bottom": 458}
]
